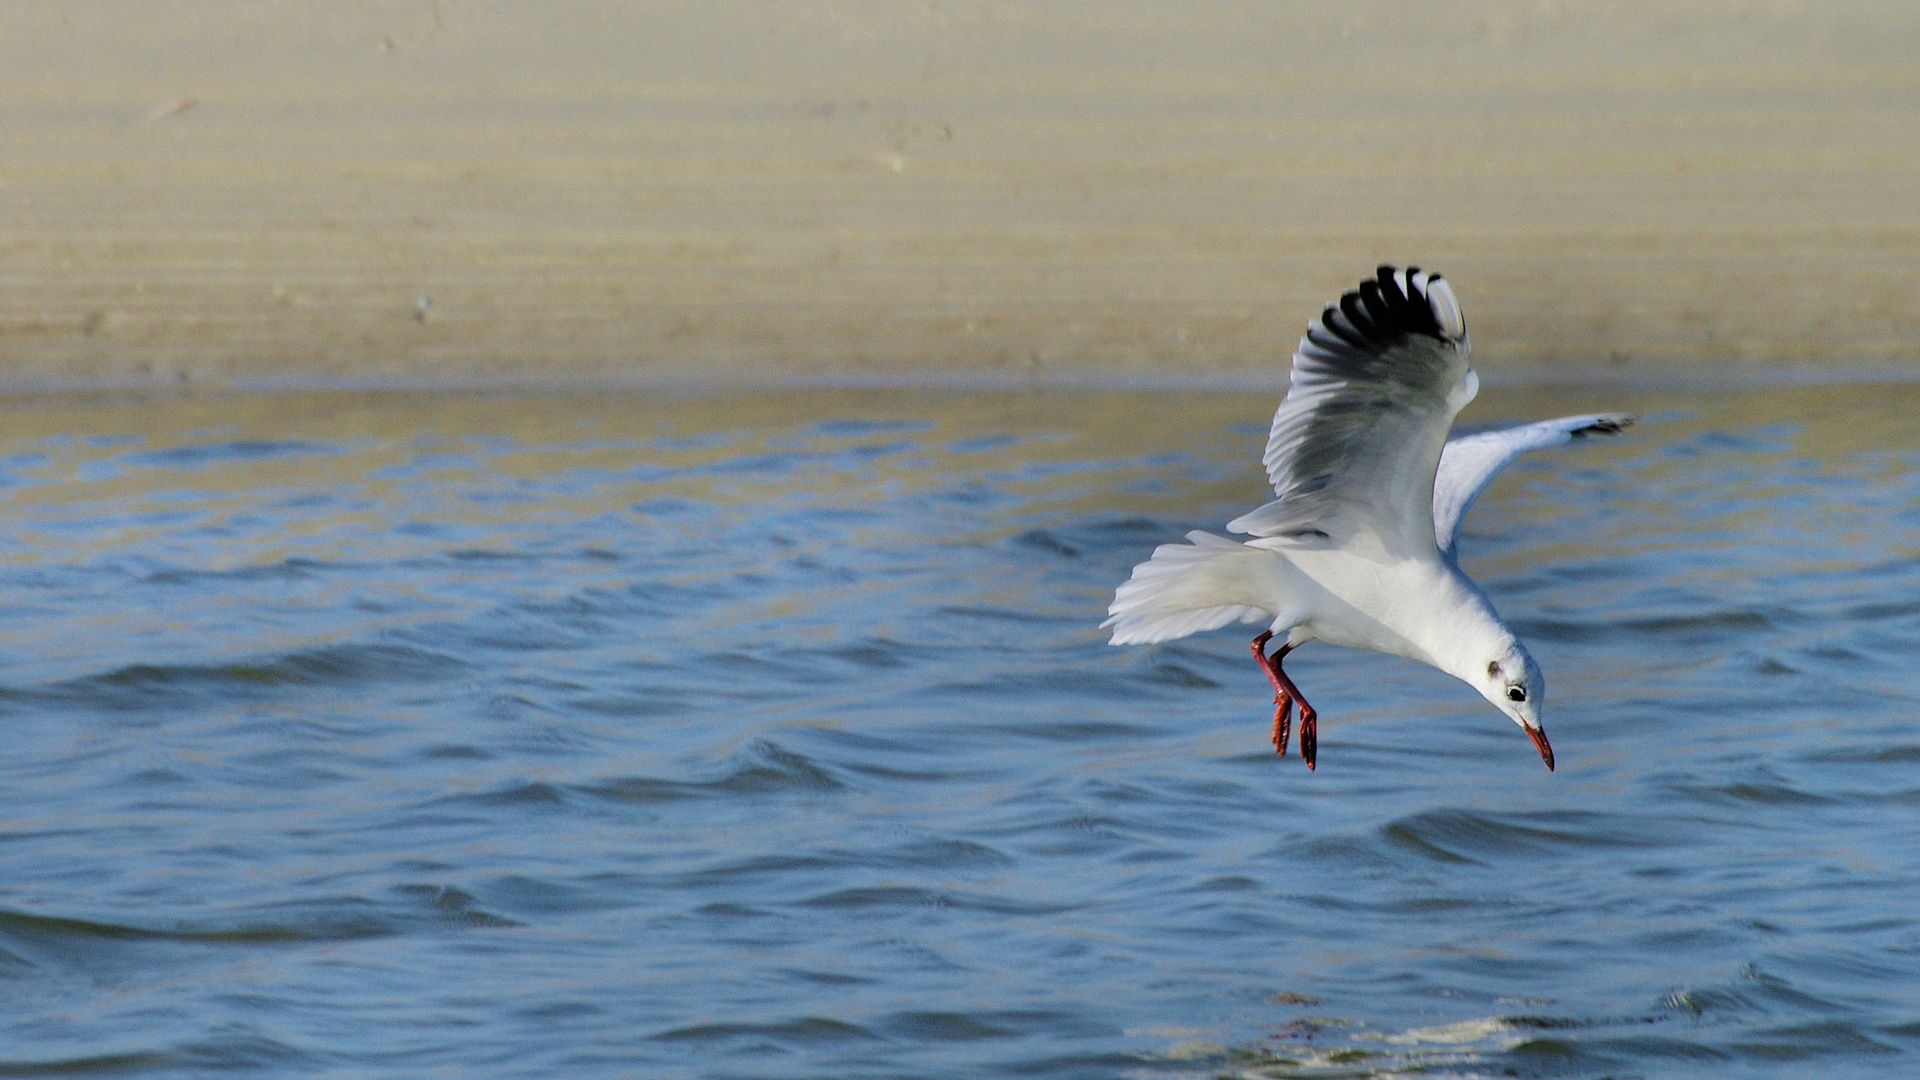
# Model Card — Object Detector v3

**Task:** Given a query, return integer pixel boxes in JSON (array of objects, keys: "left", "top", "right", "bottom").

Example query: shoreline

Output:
[
  {"left": 0, "top": 362, "right": 1917, "bottom": 401},
  {"left": 4, "top": 3, "right": 1916, "bottom": 386}
]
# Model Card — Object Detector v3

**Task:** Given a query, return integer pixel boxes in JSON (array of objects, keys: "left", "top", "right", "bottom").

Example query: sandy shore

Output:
[{"left": 2, "top": 2, "right": 1917, "bottom": 387}]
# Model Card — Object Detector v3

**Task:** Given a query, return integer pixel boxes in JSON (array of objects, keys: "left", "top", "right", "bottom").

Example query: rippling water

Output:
[{"left": 1, "top": 385, "right": 1916, "bottom": 1078}]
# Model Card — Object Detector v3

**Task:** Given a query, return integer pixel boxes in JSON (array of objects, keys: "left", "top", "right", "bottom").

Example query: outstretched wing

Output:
[
  {"left": 1431, "top": 413, "right": 1635, "bottom": 559},
  {"left": 1227, "top": 266, "right": 1477, "bottom": 555}
]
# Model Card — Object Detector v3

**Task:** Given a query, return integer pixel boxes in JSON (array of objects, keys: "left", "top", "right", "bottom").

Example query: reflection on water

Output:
[{"left": 0, "top": 385, "right": 1916, "bottom": 1078}]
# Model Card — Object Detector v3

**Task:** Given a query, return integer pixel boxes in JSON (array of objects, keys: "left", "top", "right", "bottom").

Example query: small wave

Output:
[
  {"left": 1841, "top": 598, "right": 1920, "bottom": 621},
  {"left": 1136, "top": 659, "right": 1222, "bottom": 689},
  {"left": 651, "top": 1016, "right": 880, "bottom": 1044},
  {"left": 1010, "top": 528, "right": 1082, "bottom": 557},
  {"left": 812, "top": 418, "right": 933, "bottom": 436},
  {"left": 161, "top": 1032, "right": 313, "bottom": 1072},
  {"left": 393, "top": 884, "right": 523, "bottom": 928},
  {"left": 123, "top": 439, "right": 338, "bottom": 468},
  {"left": 429, "top": 781, "right": 573, "bottom": 811},
  {"left": 679, "top": 838, "right": 1016, "bottom": 887},
  {"left": 946, "top": 434, "right": 1018, "bottom": 453},
  {"left": 880, "top": 1011, "right": 1022, "bottom": 1041},
  {"left": 878, "top": 837, "right": 1018, "bottom": 870},
  {"left": 446, "top": 547, "right": 537, "bottom": 563},
  {"left": 1664, "top": 772, "right": 1837, "bottom": 808},
  {"left": 0, "top": 902, "right": 397, "bottom": 946},
  {"left": 13, "top": 643, "right": 465, "bottom": 710},
  {"left": 1733, "top": 1020, "right": 1899, "bottom": 1059},
  {"left": 971, "top": 717, "right": 1163, "bottom": 743},
  {"left": 1806, "top": 743, "right": 1920, "bottom": 764},
  {"left": 1663, "top": 962, "right": 1849, "bottom": 1024},
  {"left": 934, "top": 670, "right": 1172, "bottom": 707},
  {"left": 676, "top": 854, "right": 841, "bottom": 886},
  {"left": 529, "top": 580, "right": 733, "bottom": 622},
  {"left": 1219, "top": 1009, "right": 1720, "bottom": 1079},
  {"left": 934, "top": 603, "right": 1073, "bottom": 625},
  {"left": 141, "top": 556, "right": 342, "bottom": 585},
  {"left": 1379, "top": 808, "right": 1673, "bottom": 865},
  {"left": 1379, "top": 821, "right": 1483, "bottom": 865},
  {"left": 1516, "top": 608, "right": 1776, "bottom": 644},
  {"left": 579, "top": 740, "right": 845, "bottom": 804},
  {"left": 815, "top": 641, "right": 913, "bottom": 670},
  {"left": 0, "top": 1050, "right": 177, "bottom": 1076},
  {"left": 795, "top": 885, "right": 1076, "bottom": 916}
]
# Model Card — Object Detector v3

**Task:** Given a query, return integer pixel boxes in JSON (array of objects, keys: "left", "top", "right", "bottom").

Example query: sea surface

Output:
[{"left": 0, "top": 384, "right": 1916, "bottom": 1079}]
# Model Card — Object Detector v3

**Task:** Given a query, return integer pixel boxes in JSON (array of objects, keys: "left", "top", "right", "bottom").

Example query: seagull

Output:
[{"left": 1103, "top": 266, "right": 1632, "bottom": 771}]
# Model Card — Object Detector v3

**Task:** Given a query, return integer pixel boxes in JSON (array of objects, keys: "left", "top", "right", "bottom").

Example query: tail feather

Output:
[{"left": 1103, "top": 530, "right": 1281, "bottom": 645}]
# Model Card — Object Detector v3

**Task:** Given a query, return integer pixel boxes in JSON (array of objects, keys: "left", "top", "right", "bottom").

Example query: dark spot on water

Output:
[
  {"left": 517, "top": 1000, "right": 603, "bottom": 1020},
  {"left": 1139, "top": 659, "right": 1221, "bottom": 689},
  {"left": 448, "top": 547, "right": 532, "bottom": 562},
  {"left": 421, "top": 744, "right": 492, "bottom": 760},
  {"left": 123, "top": 440, "right": 338, "bottom": 468},
  {"left": 123, "top": 767, "right": 192, "bottom": 786},
  {"left": 1011, "top": 528, "right": 1081, "bottom": 557}
]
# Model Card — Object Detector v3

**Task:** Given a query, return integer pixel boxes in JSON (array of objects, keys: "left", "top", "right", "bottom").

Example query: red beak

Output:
[{"left": 1525, "top": 725, "right": 1555, "bottom": 772}]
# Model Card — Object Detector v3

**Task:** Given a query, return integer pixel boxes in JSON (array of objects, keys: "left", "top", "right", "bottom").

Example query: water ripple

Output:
[{"left": 0, "top": 387, "right": 1915, "bottom": 1078}]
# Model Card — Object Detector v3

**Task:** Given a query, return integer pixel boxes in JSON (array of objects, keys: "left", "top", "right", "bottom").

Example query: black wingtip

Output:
[
  {"left": 1347, "top": 265, "right": 1445, "bottom": 341},
  {"left": 1304, "top": 264, "right": 1459, "bottom": 357},
  {"left": 1569, "top": 414, "right": 1638, "bottom": 438}
]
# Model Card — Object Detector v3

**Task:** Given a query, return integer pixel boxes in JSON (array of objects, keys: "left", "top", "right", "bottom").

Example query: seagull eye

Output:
[{"left": 1506, "top": 686, "right": 1527, "bottom": 702}]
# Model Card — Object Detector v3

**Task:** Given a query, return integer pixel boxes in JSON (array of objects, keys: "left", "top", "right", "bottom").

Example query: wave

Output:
[{"left": 5, "top": 643, "right": 466, "bottom": 712}]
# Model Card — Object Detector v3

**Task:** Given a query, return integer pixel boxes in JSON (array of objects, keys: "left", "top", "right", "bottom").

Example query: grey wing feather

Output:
[
  {"left": 1432, "top": 412, "right": 1636, "bottom": 558},
  {"left": 1228, "top": 266, "right": 1477, "bottom": 553}
]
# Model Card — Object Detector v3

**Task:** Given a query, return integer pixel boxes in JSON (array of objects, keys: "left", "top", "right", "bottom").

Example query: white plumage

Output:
[{"left": 1104, "top": 266, "right": 1633, "bottom": 770}]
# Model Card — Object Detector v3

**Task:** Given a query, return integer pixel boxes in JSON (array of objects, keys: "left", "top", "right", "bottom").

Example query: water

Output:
[{"left": 0, "top": 384, "right": 1916, "bottom": 1079}]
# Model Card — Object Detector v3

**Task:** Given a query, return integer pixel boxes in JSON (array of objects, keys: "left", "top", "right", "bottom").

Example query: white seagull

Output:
[{"left": 1104, "top": 266, "right": 1632, "bottom": 771}]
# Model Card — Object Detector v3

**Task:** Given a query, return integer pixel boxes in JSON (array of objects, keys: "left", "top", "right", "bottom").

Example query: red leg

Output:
[
  {"left": 1251, "top": 631, "right": 1318, "bottom": 770},
  {"left": 1271, "top": 693, "right": 1294, "bottom": 756},
  {"left": 1251, "top": 632, "right": 1290, "bottom": 755}
]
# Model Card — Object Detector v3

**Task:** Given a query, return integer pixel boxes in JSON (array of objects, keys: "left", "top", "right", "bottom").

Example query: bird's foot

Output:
[
  {"left": 1270, "top": 692, "right": 1292, "bottom": 756},
  {"left": 1252, "top": 631, "right": 1315, "bottom": 769}
]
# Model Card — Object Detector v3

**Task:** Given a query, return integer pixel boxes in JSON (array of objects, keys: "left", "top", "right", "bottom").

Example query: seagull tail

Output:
[{"left": 1102, "top": 531, "right": 1281, "bottom": 646}]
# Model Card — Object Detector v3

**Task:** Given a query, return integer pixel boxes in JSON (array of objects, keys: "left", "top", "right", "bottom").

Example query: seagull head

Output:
[{"left": 1482, "top": 647, "right": 1552, "bottom": 771}]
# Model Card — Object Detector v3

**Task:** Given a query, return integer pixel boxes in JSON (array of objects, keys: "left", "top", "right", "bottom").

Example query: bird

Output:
[{"left": 1103, "top": 266, "right": 1632, "bottom": 771}]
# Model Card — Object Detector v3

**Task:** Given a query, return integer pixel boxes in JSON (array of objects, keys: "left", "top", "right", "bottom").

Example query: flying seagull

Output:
[{"left": 1103, "top": 266, "right": 1632, "bottom": 771}]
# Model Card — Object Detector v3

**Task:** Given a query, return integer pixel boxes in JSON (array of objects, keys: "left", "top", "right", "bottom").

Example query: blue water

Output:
[{"left": 0, "top": 385, "right": 1916, "bottom": 1078}]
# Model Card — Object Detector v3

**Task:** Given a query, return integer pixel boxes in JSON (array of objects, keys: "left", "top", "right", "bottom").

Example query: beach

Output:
[{"left": 2, "top": 1, "right": 1917, "bottom": 387}]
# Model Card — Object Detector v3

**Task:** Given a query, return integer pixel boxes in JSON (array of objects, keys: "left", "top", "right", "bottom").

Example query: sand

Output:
[{"left": 2, "top": 1, "right": 1917, "bottom": 388}]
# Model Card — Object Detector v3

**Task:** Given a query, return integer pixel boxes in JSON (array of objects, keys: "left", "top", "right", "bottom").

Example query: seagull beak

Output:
[{"left": 1524, "top": 724, "right": 1555, "bottom": 772}]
